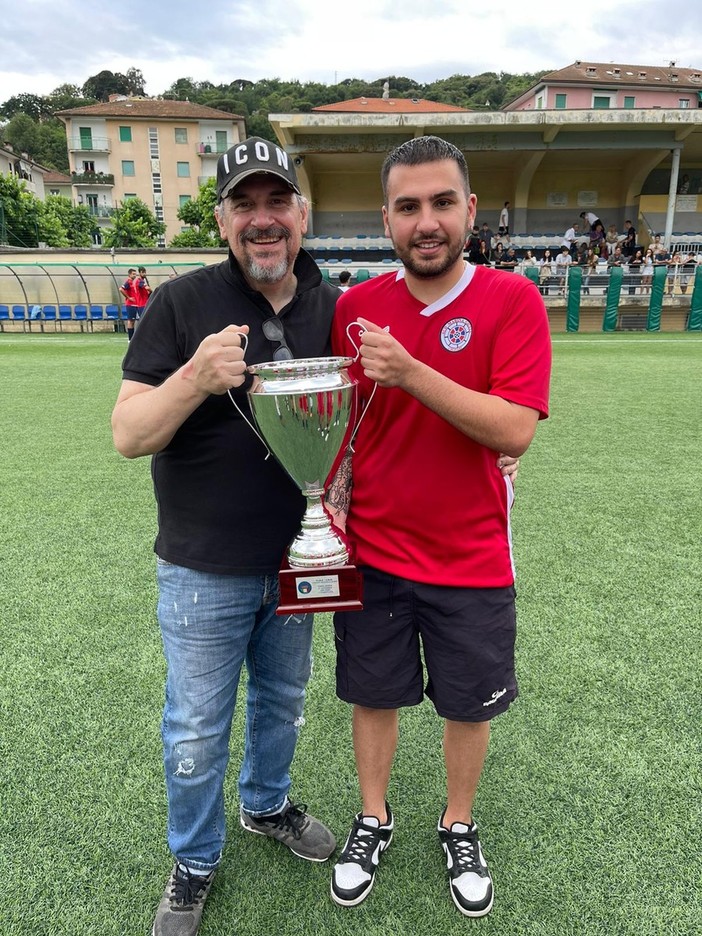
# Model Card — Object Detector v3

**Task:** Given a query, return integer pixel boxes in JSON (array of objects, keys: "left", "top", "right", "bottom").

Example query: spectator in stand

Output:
[
  {"left": 338, "top": 270, "right": 352, "bottom": 292},
  {"left": 640, "top": 248, "right": 654, "bottom": 294},
  {"left": 627, "top": 249, "right": 643, "bottom": 295},
  {"left": 582, "top": 248, "right": 598, "bottom": 295},
  {"left": 622, "top": 220, "right": 637, "bottom": 258},
  {"left": 464, "top": 225, "right": 482, "bottom": 260},
  {"left": 679, "top": 253, "right": 697, "bottom": 294},
  {"left": 605, "top": 225, "right": 621, "bottom": 257},
  {"left": 574, "top": 241, "right": 589, "bottom": 266},
  {"left": 522, "top": 249, "right": 538, "bottom": 270},
  {"left": 119, "top": 268, "right": 139, "bottom": 341},
  {"left": 492, "top": 241, "right": 505, "bottom": 265},
  {"left": 471, "top": 240, "right": 492, "bottom": 266},
  {"left": 498, "top": 201, "right": 510, "bottom": 241},
  {"left": 608, "top": 246, "right": 625, "bottom": 268},
  {"left": 498, "top": 246, "right": 518, "bottom": 271},
  {"left": 590, "top": 223, "right": 606, "bottom": 257},
  {"left": 678, "top": 174, "right": 690, "bottom": 195},
  {"left": 666, "top": 252, "right": 683, "bottom": 295},
  {"left": 561, "top": 222, "right": 580, "bottom": 254},
  {"left": 480, "top": 222, "right": 494, "bottom": 250},
  {"left": 653, "top": 241, "right": 670, "bottom": 268},
  {"left": 554, "top": 246, "right": 572, "bottom": 294},
  {"left": 651, "top": 234, "right": 667, "bottom": 258},
  {"left": 580, "top": 210, "right": 603, "bottom": 234},
  {"left": 539, "top": 249, "right": 554, "bottom": 295}
]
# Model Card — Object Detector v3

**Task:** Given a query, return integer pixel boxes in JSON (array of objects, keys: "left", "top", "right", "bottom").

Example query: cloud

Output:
[{"left": 1, "top": 0, "right": 700, "bottom": 101}]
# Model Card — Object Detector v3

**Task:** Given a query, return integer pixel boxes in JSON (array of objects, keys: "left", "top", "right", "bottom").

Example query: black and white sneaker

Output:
[
  {"left": 152, "top": 863, "right": 215, "bottom": 936},
  {"left": 331, "top": 804, "right": 393, "bottom": 907},
  {"left": 438, "top": 809, "right": 494, "bottom": 917}
]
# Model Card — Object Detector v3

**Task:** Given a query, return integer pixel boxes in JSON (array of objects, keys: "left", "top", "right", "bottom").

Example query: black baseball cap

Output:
[{"left": 216, "top": 137, "right": 301, "bottom": 201}]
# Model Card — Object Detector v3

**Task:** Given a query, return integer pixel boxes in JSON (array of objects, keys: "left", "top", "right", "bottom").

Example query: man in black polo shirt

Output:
[{"left": 112, "top": 137, "right": 338, "bottom": 936}]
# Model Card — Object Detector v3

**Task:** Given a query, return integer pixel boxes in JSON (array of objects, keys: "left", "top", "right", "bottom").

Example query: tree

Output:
[
  {"left": 82, "top": 69, "right": 142, "bottom": 102},
  {"left": 0, "top": 93, "right": 51, "bottom": 121},
  {"left": 0, "top": 174, "right": 40, "bottom": 247},
  {"left": 103, "top": 198, "right": 165, "bottom": 248},
  {"left": 169, "top": 178, "right": 224, "bottom": 247},
  {"left": 38, "top": 195, "right": 94, "bottom": 247}
]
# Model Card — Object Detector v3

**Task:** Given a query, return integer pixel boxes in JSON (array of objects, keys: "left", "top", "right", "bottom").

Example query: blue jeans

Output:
[{"left": 156, "top": 559, "right": 313, "bottom": 872}]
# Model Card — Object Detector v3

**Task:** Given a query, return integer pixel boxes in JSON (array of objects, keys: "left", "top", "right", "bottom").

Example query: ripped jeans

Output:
[{"left": 156, "top": 559, "right": 313, "bottom": 872}]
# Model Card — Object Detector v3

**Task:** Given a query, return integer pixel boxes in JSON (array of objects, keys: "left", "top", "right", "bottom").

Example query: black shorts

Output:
[{"left": 334, "top": 566, "right": 517, "bottom": 722}]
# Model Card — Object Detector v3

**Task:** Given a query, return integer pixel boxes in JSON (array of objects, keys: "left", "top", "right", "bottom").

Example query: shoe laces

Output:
[
  {"left": 340, "top": 817, "right": 383, "bottom": 865},
  {"left": 170, "top": 866, "right": 211, "bottom": 909},
  {"left": 275, "top": 801, "right": 309, "bottom": 840},
  {"left": 444, "top": 827, "right": 484, "bottom": 875}
]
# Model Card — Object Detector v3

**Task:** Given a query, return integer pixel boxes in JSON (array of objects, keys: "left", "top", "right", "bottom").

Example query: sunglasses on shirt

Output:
[{"left": 262, "top": 317, "right": 293, "bottom": 361}]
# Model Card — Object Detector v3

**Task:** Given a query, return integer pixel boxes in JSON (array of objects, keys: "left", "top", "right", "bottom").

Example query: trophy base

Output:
[{"left": 277, "top": 560, "right": 363, "bottom": 615}]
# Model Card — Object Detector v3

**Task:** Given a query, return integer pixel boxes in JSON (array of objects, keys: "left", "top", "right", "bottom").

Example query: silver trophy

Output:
[{"left": 247, "top": 356, "right": 355, "bottom": 570}]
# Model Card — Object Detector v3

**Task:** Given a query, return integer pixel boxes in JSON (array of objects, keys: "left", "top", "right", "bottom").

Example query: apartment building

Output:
[
  {"left": 1, "top": 143, "right": 49, "bottom": 198},
  {"left": 504, "top": 60, "right": 702, "bottom": 111},
  {"left": 56, "top": 98, "right": 246, "bottom": 244}
]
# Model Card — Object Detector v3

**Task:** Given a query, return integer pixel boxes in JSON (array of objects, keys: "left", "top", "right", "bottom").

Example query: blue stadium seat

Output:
[
  {"left": 74, "top": 304, "right": 88, "bottom": 331},
  {"left": 42, "top": 304, "right": 58, "bottom": 330},
  {"left": 11, "top": 305, "right": 27, "bottom": 330},
  {"left": 0, "top": 304, "right": 9, "bottom": 331}
]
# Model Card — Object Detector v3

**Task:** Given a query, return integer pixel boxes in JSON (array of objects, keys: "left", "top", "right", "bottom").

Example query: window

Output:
[
  {"left": 535, "top": 95, "right": 544, "bottom": 110},
  {"left": 177, "top": 161, "right": 190, "bottom": 178},
  {"left": 555, "top": 93, "right": 567, "bottom": 109},
  {"left": 122, "top": 160, "right": 135, "bottom": 176},
  {"left": 179, "top": 195, "right": 192, "bottom": 207},
  {"left": 49, "top": 189, "right": 60, "bottom": 196},
  {"left": 624, "top": 96, "right": 635, "bottom": 109},
  {"left": 679, "top": 99, "right": 690, "bottom": 108},
  {"left": 119, "top": 126, "right": 132, "bottom": 142},
  {"left": 593, "top": 95, "right": 611, "bottom": 109},
  {"left": 123, "top": 193, "right": 137, "bottom": 201},
  {"left": 175, "top": 128, "right": 188, "bottom": 144},
  {"left": 82, "top": 160, "right": 95, "bottom": 173}
]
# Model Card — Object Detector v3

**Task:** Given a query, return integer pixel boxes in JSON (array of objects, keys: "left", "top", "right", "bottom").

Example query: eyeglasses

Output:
[{"left": 262, "top": 317, "right": 293, "bottom": 361}]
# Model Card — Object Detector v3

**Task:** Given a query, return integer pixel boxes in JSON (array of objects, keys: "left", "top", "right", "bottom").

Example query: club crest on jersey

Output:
[{"left": 440, "top": 317, "right": 472, "bottom": 352}]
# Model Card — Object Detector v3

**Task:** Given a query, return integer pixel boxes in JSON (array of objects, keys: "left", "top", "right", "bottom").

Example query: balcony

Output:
[
  {"left": 69, "top": 136, "right": 111, "bottom": 153},
  {"left": 197, "top": 141, "right": 228, "bottom": 156},
  {"left": 71, "top": 171, "right": 115, "bottom": 187},
  {"left": 87, "top": 206, "right": 116, "bottom": 219}
]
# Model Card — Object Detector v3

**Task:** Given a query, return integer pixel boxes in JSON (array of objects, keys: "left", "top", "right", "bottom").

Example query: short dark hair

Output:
[
  {"left": 339, "top": 270, "right": 351, "bottom": 284},
  {"left": 381, "top": 136, "right": 470, "bottom": 201}
]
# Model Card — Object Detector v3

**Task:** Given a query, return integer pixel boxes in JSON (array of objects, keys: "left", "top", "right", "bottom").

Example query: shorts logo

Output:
[
  {"left": 440, "top": 318, "right": 472, "bottom": 352},
  {"left": 482, "top": 688, "right": 507, "bottom": 707}
]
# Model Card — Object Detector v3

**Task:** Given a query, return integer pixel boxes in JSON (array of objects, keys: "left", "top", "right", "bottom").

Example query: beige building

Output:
[{"left": 56, "top": 97, "right": 246, "bottom": 244}]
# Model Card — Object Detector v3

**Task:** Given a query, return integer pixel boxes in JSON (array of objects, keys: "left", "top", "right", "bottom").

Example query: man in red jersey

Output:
[{"left": 327, "top": 136, "right": 551, "bottom": 918}]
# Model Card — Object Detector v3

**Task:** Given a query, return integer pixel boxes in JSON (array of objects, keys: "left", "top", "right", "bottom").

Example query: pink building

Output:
[{"left": 505, "top": 61, "right": 702, "bottom": 112}]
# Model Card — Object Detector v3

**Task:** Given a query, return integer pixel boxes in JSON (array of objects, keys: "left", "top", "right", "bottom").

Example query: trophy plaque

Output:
[{"left": 247, "top": 356, "right": 363, "bottom": 615}]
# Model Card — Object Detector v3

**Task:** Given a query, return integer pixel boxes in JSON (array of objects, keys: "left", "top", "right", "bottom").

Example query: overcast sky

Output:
[{"left": 1, "top": 0, "right": 700, "bottom": 101}]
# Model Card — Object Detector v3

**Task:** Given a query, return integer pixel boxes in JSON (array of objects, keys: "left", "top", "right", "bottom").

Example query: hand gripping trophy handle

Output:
[{"left": 247, "top": 356, "right": 363, "bottom": 615}]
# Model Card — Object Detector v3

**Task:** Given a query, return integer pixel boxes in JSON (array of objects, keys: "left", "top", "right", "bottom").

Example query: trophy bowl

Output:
[{"left": 247, "top": 356, "right": 355, "bottom": 569}]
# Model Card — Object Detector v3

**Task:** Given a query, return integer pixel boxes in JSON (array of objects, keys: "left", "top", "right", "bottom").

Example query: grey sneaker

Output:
[
  {"left": 240, "top": 800, "right": 336, "bottom": 862},
  {"left": 438, "top": 810, "right": 493, "bottom": 917},
  {"left": 331, "top": 804, "right": 394, "bottom": 907},
  {"left": 152, "top": 863, "right": 215, "bottom": 936}
]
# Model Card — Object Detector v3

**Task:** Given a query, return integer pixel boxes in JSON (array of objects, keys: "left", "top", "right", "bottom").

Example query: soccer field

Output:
[{"left": 1, "top": 332, "right": 700, "bottom": 936}]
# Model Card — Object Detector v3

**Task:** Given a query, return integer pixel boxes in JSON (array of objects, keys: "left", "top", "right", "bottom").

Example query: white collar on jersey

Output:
[{"left": 395, "top": 261, "right": 476, "bottom": 317}]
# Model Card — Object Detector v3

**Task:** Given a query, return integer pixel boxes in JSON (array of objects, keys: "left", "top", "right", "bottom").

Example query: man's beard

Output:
[
  {"left": 392, "top": 231, "right": 467, "bottom": 279},
  {"left": 239, "top": 226, "right": 294, "bottom": 284}
]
